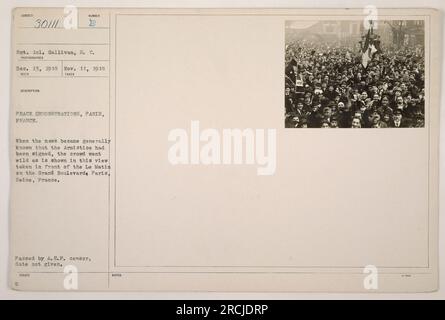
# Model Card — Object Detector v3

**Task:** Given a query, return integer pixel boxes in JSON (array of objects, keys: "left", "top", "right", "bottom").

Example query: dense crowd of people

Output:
[{"left": 284, "top": 39, "right": 425, "bottom": 128}]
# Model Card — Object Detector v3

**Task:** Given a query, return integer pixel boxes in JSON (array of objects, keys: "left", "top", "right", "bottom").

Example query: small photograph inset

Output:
[{"left": 284, "top": 20, "right": 425, "bottom": 128}]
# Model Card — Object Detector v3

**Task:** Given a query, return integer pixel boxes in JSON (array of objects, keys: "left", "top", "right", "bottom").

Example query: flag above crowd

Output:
[{"left": 360, "top": 22, "right": 380, "bottom": 68}]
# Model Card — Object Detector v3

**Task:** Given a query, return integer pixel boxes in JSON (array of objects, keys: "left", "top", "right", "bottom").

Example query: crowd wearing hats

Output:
[{"left": 284, "top": 40, "right": 425, "bottom": 128}]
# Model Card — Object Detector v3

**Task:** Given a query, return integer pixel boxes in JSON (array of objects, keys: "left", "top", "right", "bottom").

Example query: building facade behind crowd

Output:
[{"left": 284, "top": 37, "right": 425, "bottom": 128}]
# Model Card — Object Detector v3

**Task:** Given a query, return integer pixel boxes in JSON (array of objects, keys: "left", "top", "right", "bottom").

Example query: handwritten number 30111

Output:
[{"left": 34, "top": 19, "right": 60, "bottom": 28}]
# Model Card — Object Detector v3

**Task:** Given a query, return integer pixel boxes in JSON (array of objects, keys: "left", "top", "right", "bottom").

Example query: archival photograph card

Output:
[{"left": 9, "top": 7, "right": 440, "bottom": 292}]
